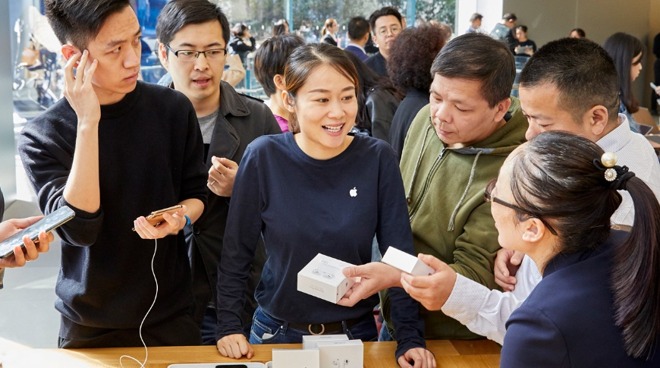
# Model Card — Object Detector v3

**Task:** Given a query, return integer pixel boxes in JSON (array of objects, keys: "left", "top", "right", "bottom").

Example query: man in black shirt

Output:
[
  {"left": 365, "top": 7, "right": 404, "bottom": 77},
  {"left": 18, "top": 0, "right": 207, "bottom": 348}
]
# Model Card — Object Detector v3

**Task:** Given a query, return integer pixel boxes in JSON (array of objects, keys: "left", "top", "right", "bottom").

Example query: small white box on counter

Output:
[
  {"left": 316, "top": 339, "right": 364, "bottom": 368},
  {"left": 271, "top": 348, "right": 320, "bottom": 368},
  {"left": 381, "top": 246, "right": 434, "bottom": 276},
  {"left": 297, "top": 254, "right": 355, "bottom": 304},
  {"left": 302, "top": 334, "right": 349, "bottom": 350}
]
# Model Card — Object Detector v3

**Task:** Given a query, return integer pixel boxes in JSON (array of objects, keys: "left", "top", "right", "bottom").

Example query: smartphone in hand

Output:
[
  {"left": 0, "top": 206, "right": 75, "bottom": 258},
  {"left": 132, "top": 205, "right": 183, "bottom": 231}
]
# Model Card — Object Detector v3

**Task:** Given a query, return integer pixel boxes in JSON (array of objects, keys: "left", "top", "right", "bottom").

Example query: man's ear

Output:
[
  {"left": 61, "top": 44, "right": 79, "bottom": 61},
  {"left": 584, "top": 104, "right": 609, "bottom": 137},
  {"left": 157, "top": 42, "right": 170, "bottom": 72},
  {"left": 494, "top": 97, "right": 513, "bottom": 122}
]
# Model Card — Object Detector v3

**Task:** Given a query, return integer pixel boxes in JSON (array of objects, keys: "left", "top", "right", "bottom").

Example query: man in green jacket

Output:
[{"left": 383, "top": 33, "right": 528, "bottom": 339}]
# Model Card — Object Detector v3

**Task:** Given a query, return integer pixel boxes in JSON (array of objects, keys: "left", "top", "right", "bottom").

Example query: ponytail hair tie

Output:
[{"left": 593, "top": 152, "right": 636, "bottom": 191}]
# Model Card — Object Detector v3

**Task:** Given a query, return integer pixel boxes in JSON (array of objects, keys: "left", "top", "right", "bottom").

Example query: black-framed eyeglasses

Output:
[
  {"left": 376, "top": 25, "right": 402, "bottom": 37},
  {"left": 484, "top": 179, "right": 558, "bottom": 235},
  {"left": 165, "top": 44, "right": 227, "bottom": 62}
]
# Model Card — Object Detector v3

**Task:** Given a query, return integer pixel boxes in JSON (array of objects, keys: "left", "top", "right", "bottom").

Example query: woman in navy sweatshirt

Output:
[{"left": 215, "top": 43, "right": 434, "bottom": 367}]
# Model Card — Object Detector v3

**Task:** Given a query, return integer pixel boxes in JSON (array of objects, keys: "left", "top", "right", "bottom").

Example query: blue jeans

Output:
[
  {"left": 378, "top": 319, "right": 394, "bottom": 341},
  {"left": 248, "top": 307, "right": 378, "bottom": 344}
]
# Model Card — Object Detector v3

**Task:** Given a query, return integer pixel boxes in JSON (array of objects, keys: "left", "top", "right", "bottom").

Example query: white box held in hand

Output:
[
  {"left": 297, "top": 253, "right": 355, "bottom": 304},
  {"left": 381, "top": 246, "right": 434, "bottom": 276},
  {"left": 316, "top": 339, "right": 364, "bottom": 368}
]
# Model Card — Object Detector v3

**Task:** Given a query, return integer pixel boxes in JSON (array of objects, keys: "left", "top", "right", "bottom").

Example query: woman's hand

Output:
[
  {"left": 216, "top": 334, "right": 254, "bottom": 359},
  {"left": 337, "top": 262, "right": 402, "bottom": 307},
  {"left": 397, "top": 347, "right": 436, "bottom": 368},
  {"left": 400, "top": 254, "right": 456, "bottom": 311}
]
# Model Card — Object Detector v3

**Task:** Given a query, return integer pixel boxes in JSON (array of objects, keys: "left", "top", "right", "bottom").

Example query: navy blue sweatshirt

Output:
[
  {"left": 18, "top": 82, "right": 207, "bottom": 332},
  {"left": 503, "top": 230, "right": 660, "bottom": 367},
  {"left": 217, "top": 133, "right": 425, "bottom": 358}
]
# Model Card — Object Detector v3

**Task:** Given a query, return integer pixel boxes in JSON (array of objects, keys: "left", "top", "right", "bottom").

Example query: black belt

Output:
[{"left": 286, "top": 315, "right": 367, "bottom": 335}]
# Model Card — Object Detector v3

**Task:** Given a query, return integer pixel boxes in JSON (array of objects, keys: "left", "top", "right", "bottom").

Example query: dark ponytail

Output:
[
  {"left": 512, "top": 131, "right": 660, "bottom": 359},
  {"left": 611, "top": 176, "right": 660, "bottom": 359}
]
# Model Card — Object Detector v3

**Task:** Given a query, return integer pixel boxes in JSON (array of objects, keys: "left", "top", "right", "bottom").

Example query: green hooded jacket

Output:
[{"left": 383, "top": 97, "right": 528, "bottom": 340}]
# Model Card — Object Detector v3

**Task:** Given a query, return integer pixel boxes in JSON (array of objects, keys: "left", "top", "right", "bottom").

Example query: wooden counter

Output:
[{"left": 1, "top": 339, "right": 500, "bottom": 367}]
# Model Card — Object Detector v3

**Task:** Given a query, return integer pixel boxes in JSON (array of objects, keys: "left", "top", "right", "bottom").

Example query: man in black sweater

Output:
[
  {"left": 155, "top": 0, "right": 281, "bottom": 345},
  {"left": 18, "top": 0, "right": 207, "bottom": 348},
  {"left": 365, "top": 7, "right": 404, "bottom": 77}
]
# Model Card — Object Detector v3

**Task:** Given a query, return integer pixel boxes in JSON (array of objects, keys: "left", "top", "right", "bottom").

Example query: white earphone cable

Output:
[{"left": 119, "top": 239, "right": 159, "bottom": 368}]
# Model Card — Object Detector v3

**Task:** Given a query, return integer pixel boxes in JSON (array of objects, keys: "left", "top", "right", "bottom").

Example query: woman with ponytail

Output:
[
  {"left": 320, "top": 18, "right": 339, "bottom": 46},
  {"left": 495, "top": 131, "right": 660, "bottom": 366}
]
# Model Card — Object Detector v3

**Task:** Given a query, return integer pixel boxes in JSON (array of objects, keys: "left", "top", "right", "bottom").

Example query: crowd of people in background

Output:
[{"left": 3, "top": 1, "right": 660, "bottom": 368}]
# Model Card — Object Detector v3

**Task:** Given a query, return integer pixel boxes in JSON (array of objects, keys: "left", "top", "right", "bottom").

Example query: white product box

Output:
[
  {"left": 297, "top": 254, "right": 355, "bottom": 304},
  {"left": 168, "top": 363, "right": 267, "bottom": 368},
  {"left": 381, "top": 246, "right": 434, "bottom": 276},
  {"left": 271, "top": 348, "right": 320, "bottom": 368},
  {"left": 302, "top": 334, "right": 349, "bottom": 350},
  {"left": 316, "top": 340, "right": 364, "bottom": 368}
]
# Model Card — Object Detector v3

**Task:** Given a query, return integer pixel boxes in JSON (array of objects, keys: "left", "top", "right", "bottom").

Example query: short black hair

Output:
[
  {"left": 503, "top": 13, "right": 517, "bottom": 22},
  {"left": 470, "top": 13, "right": 483, "bottom": 22},
  {"left": 156, "top": 0, "right": 230, "bottom": 46},
  {"left": 520, "top": 38, "right": 619, "bottom": 123},
  {"left": 368, "top": 6, "right": 402, "bottom": 33},
  {"left": 570, "top": 28, "right": 586, "bottom": 38},
  {"left": 348, "top": 16, "right": 370, "bottom": 41},
  {"left": 431, "top": 33, "right": 514, "bottom": 107},
  {"left": 253, "top": 34, "right": 305, "bottom": 96},
  {"left": 45, "top": 0, "right": 130, "bottom": 49}
]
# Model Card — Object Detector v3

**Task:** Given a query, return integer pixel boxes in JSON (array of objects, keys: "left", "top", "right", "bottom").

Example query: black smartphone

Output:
[{"left": 0, "top": 206, "right": 75, "bottom": 258}]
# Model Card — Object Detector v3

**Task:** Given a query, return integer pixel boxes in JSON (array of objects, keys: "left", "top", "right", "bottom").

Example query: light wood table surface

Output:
[{"left": 0, "top": 339, "right": 500, "bottom": 368}]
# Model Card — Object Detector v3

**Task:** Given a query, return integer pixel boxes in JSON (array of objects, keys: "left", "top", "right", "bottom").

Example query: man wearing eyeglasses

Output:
[
  {"left": 18, "top": 0, "right": 208, "bottom": 348},
  {"left": 156, "top": 0, "right": 281, "bottom": 346},
  {"left": 366, "top": 6, "right": 404, "bottom": 77}
]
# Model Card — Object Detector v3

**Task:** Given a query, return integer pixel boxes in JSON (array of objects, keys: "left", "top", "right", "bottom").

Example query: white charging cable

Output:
[{"left": 119, "top": 239, "right": 159, "bottom": 368}]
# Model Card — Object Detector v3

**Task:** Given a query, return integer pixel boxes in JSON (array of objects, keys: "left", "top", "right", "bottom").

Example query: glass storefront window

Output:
[{"left": 9, "top": 0, "right": 458, "bottom": 109}]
